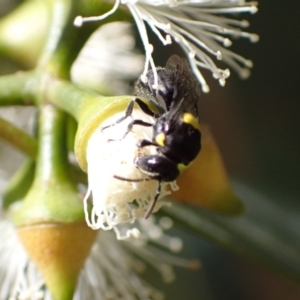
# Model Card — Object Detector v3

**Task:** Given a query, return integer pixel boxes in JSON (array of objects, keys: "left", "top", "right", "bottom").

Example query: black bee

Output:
[{"left": 102, "top": 55, "right": 201, "bottom": 218}]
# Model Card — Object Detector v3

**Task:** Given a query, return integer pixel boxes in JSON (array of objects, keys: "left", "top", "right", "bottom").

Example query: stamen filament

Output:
[
  {"left": 74, "top": 0, "right": 120, "bottom": 27},
  {"left": 127, "top": 4, "right": 159, "bottom": 87}
]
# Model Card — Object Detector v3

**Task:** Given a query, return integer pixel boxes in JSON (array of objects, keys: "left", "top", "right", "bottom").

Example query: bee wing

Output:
[
  {"left": 165, "top": 55, "right": 201, "bottom": 121},
  {"left": 165, "top": 54, "right": 183, "bottom": 71}
]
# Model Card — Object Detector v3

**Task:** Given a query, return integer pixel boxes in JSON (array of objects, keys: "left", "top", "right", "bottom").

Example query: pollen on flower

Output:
[
  {"left": 84, "top": 108, "right": 176, "bottom": 236},
  {"left": 165, "top": 34, "right": 172, "bottom": 44},
  {"left": 250, "top": 34, "right": 259, "bottom": 43},
  {"left": 223, "top": 38, "right": 232, "bottom": 47}
]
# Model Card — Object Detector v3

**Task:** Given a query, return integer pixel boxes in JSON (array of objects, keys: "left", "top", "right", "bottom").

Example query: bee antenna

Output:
[
  {"left": 144, "top": 181, "right": 162, "bottom": 219},
  {"left": 113, "top": 174, "right": 152, "bottom": 182}
]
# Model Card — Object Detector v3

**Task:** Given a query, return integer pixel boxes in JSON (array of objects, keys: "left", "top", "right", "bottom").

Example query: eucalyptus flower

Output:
[
  {"left": 70, "top": 1, "right": 252, "bottom": 234},
  {"left": 83, "top": 107, "right": 178, "bottom": 237},
  {"left": 74, "top": 0, "right": 258, "bottom": 92},
  {"left": 77, "top": 98, "right": 242, "bottom": 236}
]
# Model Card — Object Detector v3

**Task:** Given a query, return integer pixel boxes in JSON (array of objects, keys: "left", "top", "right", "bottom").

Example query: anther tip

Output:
[{"left": 74, "top": 16, "right": 83, "bottom": 27}]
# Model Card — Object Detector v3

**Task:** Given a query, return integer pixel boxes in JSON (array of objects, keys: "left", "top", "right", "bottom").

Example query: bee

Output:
[{"left": 102, "top": 55, "right": 201, "bottom": 218}]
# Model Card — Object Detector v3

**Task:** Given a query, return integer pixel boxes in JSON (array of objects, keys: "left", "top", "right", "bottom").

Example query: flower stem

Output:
[
  {"left": 0, "top": 71, "right": 38, "bottom": 106},
  {"left": 2, "top": 158, "right": 35, "bottom": 209},
  {"left": 13, "top": 104, "right": 86, "bottom": 226},
  {"left": 0, "top": 100, "right": 86, "bottom": 184},
  {"left": 38, "top": 0, "right": 72, "bottom": 71},
  {"left": 35, "top": 104, "right": 68, "bottom": 181},
  {"left": 45, "top": 77, "right": 97, "bottom": 120},
  {"left": 0, "top": 115, "right": 37, "bottom": 157},
  {"left": 34, "top": 103, "right": 86, "bottom": 185}
]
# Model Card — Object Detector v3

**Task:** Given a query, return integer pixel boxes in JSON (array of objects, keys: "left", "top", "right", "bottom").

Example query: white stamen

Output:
[
  {"left": 223, "top": 38, "right": 232, "bottom": 47},
  {"left": 219, "top": 77, "right": 226, "bottom": 86},
  {"left": 73, "top": 0, "right": 120, "bottom": 27},
  {"left": 74, "top": 0, "right": 258, "bottom": 92},
  {"left": 239, "top": 68, "right": 251, "bottom": 79},
  {"left": 145, "top": 17, "right": 173, "bottom": 45},
  {"left": 159, "top": 216, "right": 173, "bottom": 229},
  {"left": 192, "top": 5, "right": 258, "bottom": 15},
  {"left": 127, "top": 4, "right": 159, "bottom": 87},
  {"left": 165, "top": 34, "right": 172, "bottom": 44},
  {"left": 169, "top": 237, "right": 183, "bottom": 252},
  {"left": 74, "top": 16, "right": 83, "bottom": 27},
  {"left": 250, "top": 33, "right": 259, "bottom": 43}
]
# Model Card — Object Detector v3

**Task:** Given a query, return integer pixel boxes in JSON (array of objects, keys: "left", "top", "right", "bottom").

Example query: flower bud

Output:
[
  {"left": 0, "top": 1, "right": 48, "bottom": 67},
  {"left": 172, "top": 125, "right": 244, "bottom": 215},
  {"left": 12, "top": 105, "right": 97, "bottom": 299},
  {"left": 17, "top": 221, "right": 96, "bottom": 300}
]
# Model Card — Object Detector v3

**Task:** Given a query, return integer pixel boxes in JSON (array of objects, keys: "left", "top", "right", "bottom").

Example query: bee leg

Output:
[
  {"left": 101, "top": 98, "right": 136, "bottom": 132},
  {"left": 101, "top": 97, "right": 158, "bottom": 132},
  {"left": 113, "top": 174, "right": 152, "bottom": 182},
  {"left": 134, "top": 98, "right": 159, "bottom": 118},
  {"left": 121, "top": 119, "right": 153, "bottom": 139},
  {"left": 137, "top": 139, "right": 158, "bottom": 148},
  {"left": 113, "top": 174, "right": 161, "bottom": 219},
  {"left": 144, "top": 180, "right": 162, "bottom": 219},
  {"left": 108, "top": 119, "right": 153, "bottom": 142}
]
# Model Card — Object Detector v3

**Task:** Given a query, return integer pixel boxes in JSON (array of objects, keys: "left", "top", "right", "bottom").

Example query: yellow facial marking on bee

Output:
[
  {"left": 155, "top": 132, "right": 166, "bottom": 146},
  {"left": 182, "top": 113, "right": 200, "bottom": 130}
]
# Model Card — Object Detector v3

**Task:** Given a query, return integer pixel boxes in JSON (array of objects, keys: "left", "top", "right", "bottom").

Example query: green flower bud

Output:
[
  {"left": 0, "top": 1, "right": 48, "bottom": 67},
  {"left": 11, "top": 104, "right": 97, "bottom": 300}
]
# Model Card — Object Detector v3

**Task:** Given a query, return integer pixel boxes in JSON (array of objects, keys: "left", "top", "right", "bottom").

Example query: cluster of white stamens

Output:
[
  {"left": 74, "top": 0, "right": 258, "bottom": 92},
  {"left": 84, "top": 108, "right": 178, "bottom": 238}
]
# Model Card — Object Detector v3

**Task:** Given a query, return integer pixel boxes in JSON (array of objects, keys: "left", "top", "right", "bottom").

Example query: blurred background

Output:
[
  {"left": 185, "top": 1, "right": 300, "bottom": 299},
  {"left": 180, "top": 1, "right": 300, "bottom": 299},
  {"left": 148, "top": 2, "right": 300, "bottom": 297},
  {"left": 0, "top": 1, "right": 300, "bottom": 299}
]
